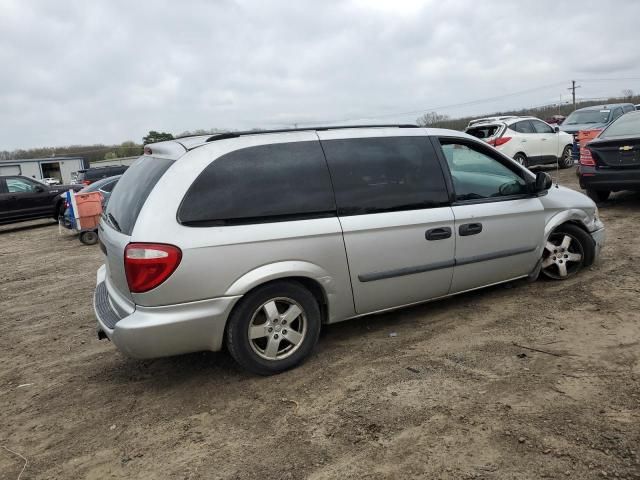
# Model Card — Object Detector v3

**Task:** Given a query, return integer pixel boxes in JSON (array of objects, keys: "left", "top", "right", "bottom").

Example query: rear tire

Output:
[
  {"left": 79, "top": 230, "right": 98, "bottom": 245},
  {"left": 513, "top": 153, "right": 529, "bottom": 168},
  {"left": 226, "top": 281, "right": 321, "bottom": 375},
  {"left": 586, "top": 189, "right": 610, "bottom": 203},
  {"left": 559, "top": 145, "right": 574, "bottom": 168}
]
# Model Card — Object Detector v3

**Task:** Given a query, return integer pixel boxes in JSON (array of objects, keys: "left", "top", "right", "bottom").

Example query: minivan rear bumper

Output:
[{"left": 94, "top": 265, "right": 241, "bottom": 359}]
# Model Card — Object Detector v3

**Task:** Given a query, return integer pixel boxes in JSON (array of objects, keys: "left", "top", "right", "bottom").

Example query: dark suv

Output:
[
  {"left": 77, "top": 165, "right": 129, "bottom": 185},
  {"left": 0, "top": 176, "right": 82, "bottom": 225}
]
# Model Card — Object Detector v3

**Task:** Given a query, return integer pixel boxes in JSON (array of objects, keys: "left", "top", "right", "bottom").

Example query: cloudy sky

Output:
[{"left": 2, "top": 0, "right": 640, "bottom": 150}]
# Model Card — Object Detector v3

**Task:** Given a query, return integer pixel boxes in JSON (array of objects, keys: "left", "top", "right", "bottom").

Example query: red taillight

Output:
[
  {"left": 82, "top": 180, "right": 91, "bottom": 185},
  {"left": 144, "top": 146, "right": 152, "bottom": 155},
  {"left": 580, "top": 147, "right": 595, "bottom": 166},
  {"left": 124, "top": 243, "right": 182, "bottom": 293},
  {"left": 489, "top": 136, "right": 512, "bottom": 147}
]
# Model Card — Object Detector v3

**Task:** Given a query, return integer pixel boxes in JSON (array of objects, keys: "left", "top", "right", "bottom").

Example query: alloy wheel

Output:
[
  {"left": 562, "top": 147, "right": 573, "bottom": 167},
  {"left": 247, "top": 297, "right": 307, "bottom": 361},
  {"left": 541, "top": 232, "right": 584, "bottom": 279}
]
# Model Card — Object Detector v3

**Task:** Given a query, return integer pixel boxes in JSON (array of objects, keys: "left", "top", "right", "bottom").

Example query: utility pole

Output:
[{"left": 568, "top": 80, "right": 581, "bottom": 110}]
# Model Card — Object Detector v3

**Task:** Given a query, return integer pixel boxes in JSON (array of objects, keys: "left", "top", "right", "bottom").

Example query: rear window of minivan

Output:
[
  {"left": 178, "top": 141, "right": 335, "bottom": 226},
  {"left": 104, "top": 157, "right": 173, "bottom": 234}
]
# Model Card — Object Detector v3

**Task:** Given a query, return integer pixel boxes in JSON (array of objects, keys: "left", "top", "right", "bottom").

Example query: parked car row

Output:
[
  {"left": 93, "top": 125, "right": 604, "bottom": 375},
  {"left": 465, "top": 103, "right": 640, "bottom": 204}
]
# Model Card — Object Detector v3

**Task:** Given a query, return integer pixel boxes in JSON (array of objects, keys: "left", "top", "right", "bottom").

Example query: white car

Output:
[
  {"left": 465, "top": 117, "right": 574, "bottom": 169},
  {"left": 42, "top": 177, "right": 61, "bottom": 185}
]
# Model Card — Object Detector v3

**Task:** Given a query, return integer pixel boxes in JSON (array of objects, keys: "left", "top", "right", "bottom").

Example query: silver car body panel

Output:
[
  {"left": 95, "top": 127, "right": 606, "bottom": 359},
  {"left": 450, "top": 198, "right": 545, "bottom": 292},
  {"left": 336, "top": 207, "right": 455, "bottom": 314},
  {"left": 99, "top": 223, "right": 134, "bottom": 302}
]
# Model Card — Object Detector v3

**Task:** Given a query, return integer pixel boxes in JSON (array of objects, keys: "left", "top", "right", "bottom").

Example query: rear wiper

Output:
[{"left": 107, "top": 213, "right": 122, "bottom": 232}]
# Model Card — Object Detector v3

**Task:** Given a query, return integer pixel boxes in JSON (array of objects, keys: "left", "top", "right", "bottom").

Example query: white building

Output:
[{"left": 0, "top": 157, "right": 87, "bottom": 184}]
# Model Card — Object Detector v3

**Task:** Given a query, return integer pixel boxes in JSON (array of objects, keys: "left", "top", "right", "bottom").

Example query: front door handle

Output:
[
  {"left": 459, "top": 223, "right": 483, "bottom": 236},
  {"left": 425, "top": 227, "right": 452, "bottom": 241}
]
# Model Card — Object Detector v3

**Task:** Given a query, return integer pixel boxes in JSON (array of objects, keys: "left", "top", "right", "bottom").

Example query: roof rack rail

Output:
[{"left": 205, "top": 124, "right": 419, "bottom": 142}]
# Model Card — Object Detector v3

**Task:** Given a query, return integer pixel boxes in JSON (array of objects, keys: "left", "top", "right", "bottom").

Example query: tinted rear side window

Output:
[
  {"left": 321, "top": 137, "right": 449, "bottom": 216},
  {"left": 105, "top": 156, "right": 173, "bottom": 235},
  {"left": 513, "top": 121, "right": 535, "bottom": 133},
  {"left": 179, "top": 141, "right": 335, "bottom": 226}
]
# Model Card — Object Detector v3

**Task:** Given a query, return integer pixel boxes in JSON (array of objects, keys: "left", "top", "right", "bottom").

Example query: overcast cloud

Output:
[{"left": 1, "top": 0, "right": 640, "bottom": 149}]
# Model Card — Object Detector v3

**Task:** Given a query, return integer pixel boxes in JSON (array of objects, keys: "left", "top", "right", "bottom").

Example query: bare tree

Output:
[
  {"left": 416, "top": 111, "right": 450, "bottom": 127},
  {"left": 622, "top": 89, "right": 634, "bottom": 99}
]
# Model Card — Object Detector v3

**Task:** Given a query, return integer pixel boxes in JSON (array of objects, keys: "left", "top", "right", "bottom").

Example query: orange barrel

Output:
[{"left": 74, "top": 191, "right": 103, "bottom": 230}]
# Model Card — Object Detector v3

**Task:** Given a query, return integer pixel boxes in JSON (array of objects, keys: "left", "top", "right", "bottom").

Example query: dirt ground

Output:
[{"left": 1, "top": 167, "right": 639, "bottom": 480}]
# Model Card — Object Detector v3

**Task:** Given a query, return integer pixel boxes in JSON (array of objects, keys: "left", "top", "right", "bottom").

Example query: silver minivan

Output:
[{"left": 95, "top": 126, "right": 605, "bottom": 374}]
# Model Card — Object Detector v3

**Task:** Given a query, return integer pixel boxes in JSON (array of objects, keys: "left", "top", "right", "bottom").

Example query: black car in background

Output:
[
  {"left": 0, "top": 175, "right": 82, "bottom": 225},
  {"left": 579, "top": 110, "right": 640, "bottom": 202},
  {"left": 76, "top": 165, "right": 128, "bottom": 185}
]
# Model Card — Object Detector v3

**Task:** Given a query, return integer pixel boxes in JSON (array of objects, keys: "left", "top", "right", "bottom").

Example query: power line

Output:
[
  {"left": 298, "top": 81, "right": 568, "bottom": 126},
  {"left": 576, "top": 76, "right": 640, "bottom": 82}
]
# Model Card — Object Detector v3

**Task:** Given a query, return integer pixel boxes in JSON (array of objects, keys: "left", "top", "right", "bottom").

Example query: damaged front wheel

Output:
[{"left": 541, "top": 224, "right": 594, "bottom": 280}]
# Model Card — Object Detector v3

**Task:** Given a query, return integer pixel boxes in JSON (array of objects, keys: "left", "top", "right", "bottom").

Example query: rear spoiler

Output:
[{"left": 142, "top": 140, "right": 187, "bottom": 160}]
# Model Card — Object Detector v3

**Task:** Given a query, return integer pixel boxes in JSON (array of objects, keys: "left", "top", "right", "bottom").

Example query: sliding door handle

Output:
[
  {"left": 425, "top": 227, "right": 452, "bottom": 241},
  {"left": 459, "top": 223, "right": 483, "bottom": 236}
]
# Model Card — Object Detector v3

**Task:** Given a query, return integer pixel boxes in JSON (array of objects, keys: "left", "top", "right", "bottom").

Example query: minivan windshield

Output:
[
  {"left": 565, "top": 110, "right": 611, "bottom": 125},
  {"left": 104, "top": 156, "right": 173, "bottom": 235}
]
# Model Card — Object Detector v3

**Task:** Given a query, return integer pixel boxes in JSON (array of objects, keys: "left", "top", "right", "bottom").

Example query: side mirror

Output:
[
  {"left": 533, "top": 171, "right": 552, "bottom": 193},
  {"left": 34, "top": 185, "right": 45, "bottom": 193},
  {"left": 554, "top": 126, "right": 560, "bottom": 133}
]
